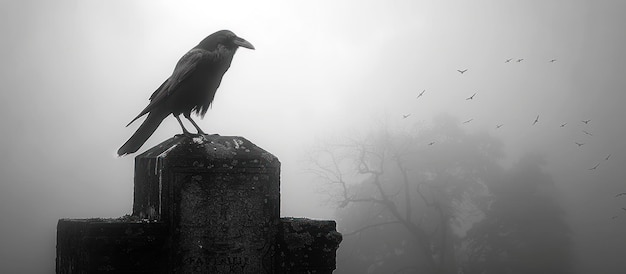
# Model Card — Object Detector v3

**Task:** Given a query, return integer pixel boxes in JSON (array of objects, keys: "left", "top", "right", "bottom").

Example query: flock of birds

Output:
[{"left": 400, "top": 57, "right": 625, "bottom": 220}]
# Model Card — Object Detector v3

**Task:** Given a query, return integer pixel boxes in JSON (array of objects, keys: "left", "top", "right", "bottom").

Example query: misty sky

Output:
[{"left": 1, "top": 0, "right": 625, "bottom": 273}]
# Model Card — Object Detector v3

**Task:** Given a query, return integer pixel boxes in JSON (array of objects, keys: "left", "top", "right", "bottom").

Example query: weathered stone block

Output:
[
  {"left": 277, "top": 218, "right": 342, "bottom": 274},
  {"left": 133, "top": 135, "right": 280, "bottom": 273},
  {"left": 56, "top": 218, "right": 166, "bottom": 273}
]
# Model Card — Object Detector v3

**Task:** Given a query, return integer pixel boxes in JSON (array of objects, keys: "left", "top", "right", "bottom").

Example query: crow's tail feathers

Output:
[{"left": 117, "top": 110, "right": 169, "bottom": 156}]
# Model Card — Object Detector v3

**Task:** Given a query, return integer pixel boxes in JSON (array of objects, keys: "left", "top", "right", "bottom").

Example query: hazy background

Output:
[{"left": 1, "top": 0, "right": 625, "bottom": 273}]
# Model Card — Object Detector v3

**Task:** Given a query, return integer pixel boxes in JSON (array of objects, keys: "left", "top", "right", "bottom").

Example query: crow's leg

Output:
[
  {"left": 184, "top": 114, "right": 206, "bottom": 135},
  {"left": 175, "top": 115, "right": 194, "bottom": 137}
]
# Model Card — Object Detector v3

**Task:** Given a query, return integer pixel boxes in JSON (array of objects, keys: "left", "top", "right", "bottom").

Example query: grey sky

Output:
[{"left": 1, "top": 0, "right": 625, "bottom": 272}]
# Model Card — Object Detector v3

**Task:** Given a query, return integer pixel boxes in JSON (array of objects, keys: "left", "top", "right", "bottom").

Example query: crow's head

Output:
[{"left": 197, "top": 30, "right": 255, "bottom": 51}]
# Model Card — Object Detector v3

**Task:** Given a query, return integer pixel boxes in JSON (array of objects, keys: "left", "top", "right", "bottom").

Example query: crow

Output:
[
  {"left": 582, "top": 119, "right": 591, "bottom": 124},
  {"left": 403, "top": 114, "right": 411, "bottom": 119},
  {"left": 117, "top": 30, "right": 255, "bottom": 156},
  {"left": 505, "top": 58, "right": 512, "bottom": 63},
  {"left": 588, "top": 163, "right": 600, "bottom": 170},
  {"left": 428, "top": 141, "right": 435, "bottom": 146},
  {"left": 560, "top": 123, "right": 567, "bottom": 127},
  {"left": 463, "top": 118, "right": 473, "bottom": 124},
  {"left": 416, "top": 89, "right": 426, "bottom": 99},
  {"left": 575, "top": 142, "right": 584, "bottom": 147},
  {"left": 457, "top": 69, "right": 468, "bottom": 74},
  {"left": 549, "top": 59, "right": 557, "bottom": 63},
  {"left": 583, "top": 130, "right": 593, "bottom": 136},
  {"left": 516, "top": 58, "right": 524, "bottom": 62},
  {"left": 496, "top": 124, "right": 503, "bottom": 129},
  {"left": 605, "top": 154, "right": 611, "bottom": 161},
  {"left": 466, "top": 93, "right": 476, "bottom": 100},
  {"left": 532, "top": 115, "right": 539, "bottom": 125}
]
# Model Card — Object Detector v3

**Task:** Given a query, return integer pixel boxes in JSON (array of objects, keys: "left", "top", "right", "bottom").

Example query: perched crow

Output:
[{"left": 118, "top": 30, "right": 254, "bottom": 156}]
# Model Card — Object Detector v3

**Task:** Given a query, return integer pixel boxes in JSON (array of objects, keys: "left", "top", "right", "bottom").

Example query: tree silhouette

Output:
[{"left": 308, "top": 114, "right": 505, "bottom": 274}]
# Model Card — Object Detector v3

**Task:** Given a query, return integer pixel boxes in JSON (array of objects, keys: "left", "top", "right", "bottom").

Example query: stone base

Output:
[
  {"left": 56, "top": 217, "right": 167, "bottom": 273},
  {"left": 57, "top": 217, "right": 341, "bottom": 273}
]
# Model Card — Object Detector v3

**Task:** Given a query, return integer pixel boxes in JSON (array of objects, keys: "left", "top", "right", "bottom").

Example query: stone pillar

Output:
[
  {"left": 56, "top": 135, "right": 341, "bottom": 273},
  {"left": 133, "top": 135, "right": 280, "bottom": 273}
]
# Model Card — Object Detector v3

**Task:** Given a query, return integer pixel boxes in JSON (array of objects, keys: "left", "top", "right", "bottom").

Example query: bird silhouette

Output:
[
  {"left": 560, "top": 123, "right": 567, "bottom": 128},
  {"left": 605, "top": 154, "right": 611, "bottom": 161},
  {"left": 403, "top": 114, "right": 411, "bottom": 119},
  {"left": 516, "top": 58, "right": 524, "bottom": 62},
  {"left": 549, "top": 59, "right": 557, "bottom": 63},
  {"left": 466, "top": 93, "right": 477, "bottom": 100},
  {"left": 583, "top": 130, "right": 593, "bottom": 136},
  {"left": 588, "top": 163, "right": 600, "bottom": 170},
  {"left": 496, "top": 124, "right": 504, "bottom": 129},
  {"left": 463, "top": 118, "right": 473, "bottom": 124},
  {"left": 417, "top": 89, "right": 426, "bottom": 99},
  {"left": 457, "top": 69, "right": 468, "bottom": 74},
  {"left": 117, "top": 30, "right": 255, "bottom": 156},
  {"left": 616, "top": 192, "right": 626, "bottom": 197},
  {"left": 575, "top": 142, "right": 585, "bottom": 147},
  {"left": 582, "top": 119, "right": 591, "bottom": 124},
  {"left": 428, "top": 141, "right": 435, "bottom": 146},
  {"left": 505, "top": 58, "right": 513, "bottom": 63},
  {"left": 532, "top": 115, "right": 539, "bottom": 125}
]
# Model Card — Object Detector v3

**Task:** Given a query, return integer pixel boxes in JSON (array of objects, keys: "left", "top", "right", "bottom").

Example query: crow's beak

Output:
[{"left": 234, "top": 36, "right": 255, "bottom": 50}]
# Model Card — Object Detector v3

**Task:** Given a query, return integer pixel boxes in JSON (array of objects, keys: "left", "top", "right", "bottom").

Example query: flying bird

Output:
[
  {"left": 403, "top": 114, "right": 411, "bottom": 119},
  {"left": 457, "top": 69, "right": 468, "bottom": 74},
  {"left": 496, "top": 124, "right": 504, "bottom": 129},
  {"left": 588, "top": 163, "right": 600, "bottom": 170},
  {"left": 466, "top": 93, "right": 477, "bottom": 100},
  {"left": 549, "top": 59, "right": 557, "bottom": 63},
  {"left": 463, "top": 118, "right": 474, "bottom": 124},
  {"left": 575, "top": 142, "right": 585, "bottom": 147},
  {"left": 416, "top": 89, "right": 426, "bottom": 99},
  {"left": 516, "top": 58, "right": 524, "bottom": 62},
  {"left": 605, "top": 154, "right": 611, "bottom": 161},
  {"left": 560, "top": 123, "right": 567, "bottom": 128},
  {"left": 582, "top": 119, "right": 591, "bottom": 124},
  {"left": 505, "top": 58, "right": 513, "bottom": 63},
  {"left": 117, "top": 30, "right": 255, "bottom": 156},
  {"left": 616, "top": 192, "right": 626, "bottom": 197},
  {"left": 428, "top": 141, "right": 435, "bottom": 146},
  {"left": 532, "top": 115, "right": 539, "bottom": 125},
  {"left": 583, "top": 130, "right": 593, "bottom": 136}
]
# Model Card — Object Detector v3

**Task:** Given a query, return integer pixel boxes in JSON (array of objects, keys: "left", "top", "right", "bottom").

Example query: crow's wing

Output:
[{"left": 127, "top": 49, "right": 213, "bottom": 126}]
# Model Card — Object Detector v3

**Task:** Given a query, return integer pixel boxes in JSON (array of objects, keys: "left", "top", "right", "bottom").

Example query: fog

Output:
[{"left": 1, "top": 0, "right": 625, "bottom": 273}]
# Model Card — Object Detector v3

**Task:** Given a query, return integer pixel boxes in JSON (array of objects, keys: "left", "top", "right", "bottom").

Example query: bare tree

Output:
[{"left": 308, "top": 114, "right": 504, "bottom": 274}]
